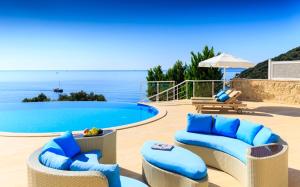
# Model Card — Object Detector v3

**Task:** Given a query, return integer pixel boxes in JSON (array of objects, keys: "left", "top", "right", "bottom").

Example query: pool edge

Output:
[{"left": 0, "top": 102, "right": 167, "bottom": 137}]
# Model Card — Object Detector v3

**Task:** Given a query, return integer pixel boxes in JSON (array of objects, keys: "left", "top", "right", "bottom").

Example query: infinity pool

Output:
[{"left": 0, "top": 102, "right": 158, "bottom": 133}]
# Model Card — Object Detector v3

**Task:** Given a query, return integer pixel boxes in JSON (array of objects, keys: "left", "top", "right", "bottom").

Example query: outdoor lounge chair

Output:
[
  {"left": 191, "top": 89, "right": 234, "bottom": 101},
  {"left": 192, "top": 90, "right": 246, "bottom": 114}
]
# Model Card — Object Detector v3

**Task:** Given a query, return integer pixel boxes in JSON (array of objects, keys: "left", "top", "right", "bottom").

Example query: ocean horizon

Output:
[{"left": 0, "top": 69, "right": 244, "bottom": 103}]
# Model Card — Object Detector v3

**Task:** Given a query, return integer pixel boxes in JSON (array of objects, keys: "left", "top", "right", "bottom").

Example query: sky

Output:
[{"left": 0, "top": 0, "right": 299, "bottom": 70}]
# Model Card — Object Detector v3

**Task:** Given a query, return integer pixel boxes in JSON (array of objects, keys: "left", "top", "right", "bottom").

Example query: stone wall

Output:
[{"left": 231, "top": 79, "right": 300, "bottom": 105}]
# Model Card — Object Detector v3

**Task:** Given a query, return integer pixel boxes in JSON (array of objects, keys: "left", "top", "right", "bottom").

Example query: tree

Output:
[
  {"left": 146, "top": 65, "right": 165, "bottom": 81},
  {"left": 165, "top": 60, "right": 186, "bottom": 84}
]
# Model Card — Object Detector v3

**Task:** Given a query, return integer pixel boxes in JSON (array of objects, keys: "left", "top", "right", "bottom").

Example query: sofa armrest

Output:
[{"left": 246, "top": 144, "right": 288, "bottom": 187}]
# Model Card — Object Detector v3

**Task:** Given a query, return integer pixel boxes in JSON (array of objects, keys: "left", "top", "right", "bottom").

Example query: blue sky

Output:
[{"left": 0, "top": 0, "right": 299, "bottom": 70}]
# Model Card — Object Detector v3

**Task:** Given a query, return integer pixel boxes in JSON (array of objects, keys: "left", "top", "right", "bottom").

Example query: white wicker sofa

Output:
[
  {"left": 27, "top": 131, "right": 147, "bottom": 187},
  {"left": 175, "top": 114, "right": 288, "bottom": 187}
]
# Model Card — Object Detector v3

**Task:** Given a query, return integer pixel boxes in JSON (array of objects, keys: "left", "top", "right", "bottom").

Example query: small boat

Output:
[{"left": 53, "top": 88, "right": 63, "bottom": 93}]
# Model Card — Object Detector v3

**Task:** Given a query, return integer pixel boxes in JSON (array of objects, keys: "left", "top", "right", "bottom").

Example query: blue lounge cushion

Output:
[
  {"left": 70, "top": 161, "right": 121, "bottom": 187},
  {"left": 72, "top": 150, "right": 102, "bottom": 164},
  {"left": 236, "top": 120, "right": 263, "bottom": 145},
  {"left": 41, "top": 140, "right": 65, "bottom": 156},
  {"left": 39, "top": 151, "right": 72, "bottom": 170},
  {"left": 186, "top": 113, "right": 213, "bottom": 134},
  {"left": 217, "top": 93, "right": 229, "bottom": 102},
  {"left": 175, "top": 130, "right": 251, "bottom": 163},
  {"left": 215, "top": 90, "right": 226, "bottom": 98},
  {"left": 120, "top": 176, "right": 148, "bottom": 187},
  {"left": 212, "top": 116, "right": 240, "bottom": 138},
  {"left": 53, "top": 131, "right": 81, "bottom": 158},
  {"left": 253, "top": 127, "right": 279, "bottom": 146},
  {"left": 141, "top": 141, "right": 207, "bottom": 180}
]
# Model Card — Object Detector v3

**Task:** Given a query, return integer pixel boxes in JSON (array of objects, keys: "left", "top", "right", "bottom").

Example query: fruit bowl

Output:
[{"left": 83, "top": 127, "right": 103, "bottom": 137}]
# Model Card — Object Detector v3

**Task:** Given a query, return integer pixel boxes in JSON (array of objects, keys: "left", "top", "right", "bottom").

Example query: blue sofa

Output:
[
  {"left": 27, "top": 131, "right": 147, "bottom": 187},
  {"left": 175, "top": 114, "right": 288, "bottom": 187}
]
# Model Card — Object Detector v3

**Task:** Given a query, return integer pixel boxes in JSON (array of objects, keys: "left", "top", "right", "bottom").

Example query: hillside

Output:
[{"left": 238, "top": 46, "right": 300, "bottom": 79}]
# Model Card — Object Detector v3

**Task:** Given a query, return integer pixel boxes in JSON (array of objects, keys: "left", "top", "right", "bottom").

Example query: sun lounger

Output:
[
  {"left": 191, "top": 89, "right": 234, "bottom": 101},
  {"left": 192, "top": 90, "right": 246, "bottom": 114}
]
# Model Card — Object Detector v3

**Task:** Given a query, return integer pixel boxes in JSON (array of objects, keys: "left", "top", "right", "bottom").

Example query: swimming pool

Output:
[{"left": 0, "top": 102, "right": 158, "bottom": 133}]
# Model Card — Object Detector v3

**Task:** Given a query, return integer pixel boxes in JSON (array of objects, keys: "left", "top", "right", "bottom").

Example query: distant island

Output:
[
  {"left": 22, "top": 91, "right": 106, "bottom": 102},
  {"left": 237, "top": 46, "right": 300, "bottom": 79}
]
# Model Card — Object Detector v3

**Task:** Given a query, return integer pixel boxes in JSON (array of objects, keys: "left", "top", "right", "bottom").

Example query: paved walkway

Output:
[{"left": 0, "top": 101, "right": 300, "bottom": 187}]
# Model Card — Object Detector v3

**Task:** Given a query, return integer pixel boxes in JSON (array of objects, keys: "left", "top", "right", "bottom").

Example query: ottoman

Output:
[{"left": 141, "top": 141, "right": 208, "bottom": 187}]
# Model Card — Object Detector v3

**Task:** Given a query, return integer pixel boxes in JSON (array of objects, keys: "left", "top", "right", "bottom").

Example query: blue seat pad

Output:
[
  {"left": 175, "top": 130, "right": 251, "bottom": 163},
  {"left": 141, "top": 141, "right": 207, "bottom": 180},
  {"left": 120, "top": 176, "right": 148, "bottom": 187}
]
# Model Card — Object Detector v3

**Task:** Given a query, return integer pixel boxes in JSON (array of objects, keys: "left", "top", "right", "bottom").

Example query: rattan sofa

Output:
[{"left": 175, "top": 118, "right": 288, "bottom": 187}]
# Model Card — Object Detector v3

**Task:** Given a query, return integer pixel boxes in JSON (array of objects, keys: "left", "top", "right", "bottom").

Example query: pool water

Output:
[{"left": 0, "top": 102, "right": 158, "bottom": 133}]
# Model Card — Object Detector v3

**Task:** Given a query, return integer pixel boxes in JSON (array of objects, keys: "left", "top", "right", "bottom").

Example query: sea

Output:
[{"left": 0, "top": 68, "right": 244, "bottom": 103}]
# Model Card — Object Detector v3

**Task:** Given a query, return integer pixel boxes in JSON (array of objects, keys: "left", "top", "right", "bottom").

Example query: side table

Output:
[{"left": 74, "top": 130, "right": 117, "bottom": 164}]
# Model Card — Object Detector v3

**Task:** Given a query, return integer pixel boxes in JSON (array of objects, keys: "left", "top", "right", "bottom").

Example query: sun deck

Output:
[{"left": 0, "top": 101, "right": 300, "bottom": 187}]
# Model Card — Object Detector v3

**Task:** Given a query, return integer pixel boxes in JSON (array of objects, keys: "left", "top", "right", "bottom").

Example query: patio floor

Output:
[{"left": 0, "top": 101, "right": 300, "bottom": 187}]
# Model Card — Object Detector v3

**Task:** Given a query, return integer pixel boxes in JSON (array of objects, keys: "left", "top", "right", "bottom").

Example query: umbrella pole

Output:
[{"left": 223, "top": 67, "right": 226, "bottom": 89}]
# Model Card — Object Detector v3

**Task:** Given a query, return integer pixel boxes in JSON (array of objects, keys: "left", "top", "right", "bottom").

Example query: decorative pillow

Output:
[
  {"left": 41, "top": 140, "right": 65, "bottom": 156},
  {"left": 186, "top": 113, "right": 213, "bottom": 134},
  {"left": 53, "top": 131, "right": 81, "bottom": 158},
  {"left": 253, "top": 127, "right": 279, "bottom": 146},
  {"left": 70, "top": 161, "right": 121, "bottom": 187},
  {"left": 217, "top": 93, "right": 229, "bottom": 102},
  {"left": 236, "top": 120, "right": 263, "bottom": 145},
  {"left": 39, "top": 151, "right": 72, "bottom": 170},
  {"left": 215, "top": 90, "right": 225, "bottom": 98},
  {"left": 212, "top": 116, "right": 240, "bottom": 138}
]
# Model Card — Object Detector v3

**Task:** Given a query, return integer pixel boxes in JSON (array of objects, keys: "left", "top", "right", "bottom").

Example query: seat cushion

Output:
[
  {"left": 212, "top": 116, "right": 240, "bottom": 138},
  {"left": 141, "top": 141, "right": 207, "bottom": 180},
  {"left": 186, "top": 113, "right": 213, "bottom": 134},
  {"left": 72, "top": 150, "right": 102, "bottom": 164},
  {"left": 253, "top": 127, "right": 279, "bottom": 146},
  {"left": 70, "top": 161, "right": 121, "bottom": 187},
  {"left": 120, "top": 176, "right": 148, "bottom": 187},
  {"left": 39, "top": 151, "right": 72, "bottom": 170},
  {"left": 217, "top": 93, "right": 229, "bottom": 102},
  {"left": 175, "top": 130, "right": 251, "bottom": 163},
  {"left": 236, "top": 120, "right": 263, "bottom": 145},
  {"left": 215, "top": 90, "right": 226, "bottom": 98},
  {"left": 53, "top": 131, "right": 81, "bottom": 158}
]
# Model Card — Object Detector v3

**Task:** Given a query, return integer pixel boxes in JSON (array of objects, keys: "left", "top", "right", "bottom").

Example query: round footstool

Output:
[{"left": 141, "top": 141, "right": 208, "bottom": 187}]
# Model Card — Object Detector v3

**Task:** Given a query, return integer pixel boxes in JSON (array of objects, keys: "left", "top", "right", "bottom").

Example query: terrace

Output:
[{"left": 1, "top": 100, "right": 300, "bottom": 187}]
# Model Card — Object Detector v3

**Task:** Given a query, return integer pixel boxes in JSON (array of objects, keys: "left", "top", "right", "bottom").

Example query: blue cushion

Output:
[
  {"left": 120, "top": 176, "right": 148, "bottom": 187},
  {"left": 236, "top": 120, "right": 263, "bottom": 145},
  {"left": 215, "top": 90, "right": 225, "bottom": 98},
  {"left": 175, "top": 130, "right": 251, "bottom": 163},
  {"left": 186, "top": 113, "right": 213, "bottom": 134},
  {"left": 141, "top": 141, "right": 207, "bottom": 180},
  {"left": 53, "top": 131, "right": 81, "bottom": 158},
  {"left": 212, "top": 116, "right": 240, "bottom": 138},
  {"left": 41, "top": 140, "right": 65, "bottom": 156},
  {"left": 217, "top": 93, "right": 229, "bottom": 102},
  {"left": 253, "top": 127, "right": 279, "bottom": 146},
  {"left": 39, "top": 151, "right": 72, "bottom": 170},
  {"left": 72, "top": 150, "right": 102, "bottom": 164}
]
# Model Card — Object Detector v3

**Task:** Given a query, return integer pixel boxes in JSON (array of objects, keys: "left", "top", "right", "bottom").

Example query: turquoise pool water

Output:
[{"left": 0, "top": 102, "right": 158, "bottom": 133}]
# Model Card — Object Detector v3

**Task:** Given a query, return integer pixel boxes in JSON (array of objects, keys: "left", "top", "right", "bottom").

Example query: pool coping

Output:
[{"left": 0, "top": 102, "right": 167, "bottom": 137}]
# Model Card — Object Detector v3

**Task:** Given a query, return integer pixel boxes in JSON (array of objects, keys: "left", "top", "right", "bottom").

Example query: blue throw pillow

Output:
[
  {"left": 186, "top": 113, "right": 213, "bottom": 134},
  {"left": 39, "top": 151, "right": 72, "bottom": 170},
  {"left": 70, "top": 161, "right": 121, "bottom": 187},
  {"left": 253, "top": 127, "right": 279, "bottom": 146},
  {"left": 212, "top": 116, "right": 240, "bottom": 138},
  {"left": 217, "top": 93, "right": 229, "bottom": 102},
  {"left": 54, "top": 131, "right": 81, "bottom": 158},
  {"left": 215, "top": 90, "right": 225, "bottom": 98},
  {"left": 41, "top": 140, "right": 65, "bottom": 156},
  {"left": 236, "top": 120, "right": 263, "bottom": 145},
  {"left": 72, "top": 150, "right": 102, "bottom": 164}
]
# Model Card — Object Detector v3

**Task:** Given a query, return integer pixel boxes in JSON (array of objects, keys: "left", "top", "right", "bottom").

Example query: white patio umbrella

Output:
[{"left": 198, "top": 53, "right": 255, "bottom": 88}]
